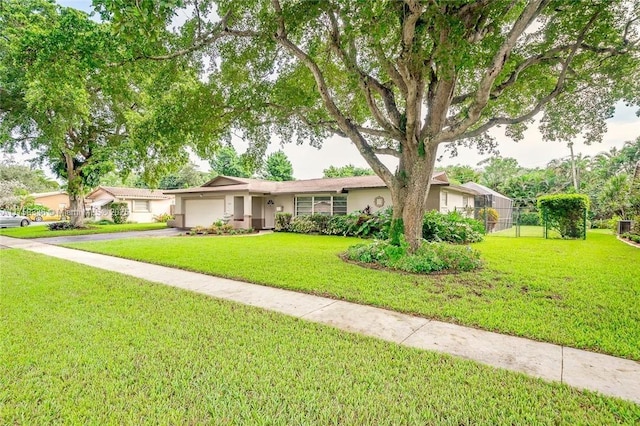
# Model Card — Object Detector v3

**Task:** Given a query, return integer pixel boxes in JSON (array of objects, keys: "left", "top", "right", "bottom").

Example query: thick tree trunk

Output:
[
  {"left": 388, "top": 144, "right": 439, "bottom": 253},
  {"left": 64, "top": 153, "right": 85, "bottom": 228}
]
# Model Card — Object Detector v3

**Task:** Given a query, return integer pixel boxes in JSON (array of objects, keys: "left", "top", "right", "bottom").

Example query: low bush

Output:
[
  {"left": 308, "top": 214, "right": 332, "bottom": 232},
  {"left": 285, "top": 208, "right": 483, "bottom": 243},
  {"left": 422, "top": 211, "right": 484, "bottom": 243},
  {"left": 518, "top": 211, "right": 541, "bottom": 226},
  {"left": 47, "top": 222, "right": 79, "bottom": 231},
  {"left": 188, "top": 224, "right": 254, "bottom": 236},
  {"left": 622, "top": 232, "right": 640, "bottom": 243},
  {"left": 344, "top": 239, "right": 482, "bottom": 274},
  {"left": 288, "top": 216, "right": 319, "bottom": 234},
  {"left": 153, "top": 213, "right": 173, "bottom": 223},
  {"left": 590, "top": 219, "right": 610, "bottom": 229},
  {"left": 274, "top": 213, "right": 292, "bottom": 231}
]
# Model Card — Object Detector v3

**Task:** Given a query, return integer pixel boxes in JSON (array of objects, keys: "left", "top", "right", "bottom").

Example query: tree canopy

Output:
[
  {"left": 0, "top": 0, "right": 220, "bottom": 225},
  {"left": 323, "top": 164, "right": 375, "bottom": 178},
  {"left": 60, "top": 1, "right": 640, "bottom": 246},
  {"left": 262, "top": 150, "right": 294, "bottom": 181}
]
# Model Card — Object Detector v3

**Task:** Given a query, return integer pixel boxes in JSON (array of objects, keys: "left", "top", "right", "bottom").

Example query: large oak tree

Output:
[
  {"left": 0, "top": 0, "right": 222, "bottom": 226},
  {"left": 100, "top": 0, "right": 639, "bottom": 250}
]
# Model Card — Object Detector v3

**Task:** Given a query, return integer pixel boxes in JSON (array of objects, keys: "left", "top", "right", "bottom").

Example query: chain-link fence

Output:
[{"left": 471, "top": 206, "right": 547, "bottom": 237}]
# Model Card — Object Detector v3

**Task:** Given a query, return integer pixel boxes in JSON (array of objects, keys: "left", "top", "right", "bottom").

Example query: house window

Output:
[
  {"left": 333, "top": 196, "right": 347, "bottom": 215},
  {"left": 441, "top": 191, "right": 448, "bottom": 207},
  {"left": 132, "top": 199, "right": 150, "bottom": 212},
  {"left": 295, "top": 195, "right": 347, "bottom": 216},
  {"left": 295, "top": 196, "right": 313, "bottom": 216}
]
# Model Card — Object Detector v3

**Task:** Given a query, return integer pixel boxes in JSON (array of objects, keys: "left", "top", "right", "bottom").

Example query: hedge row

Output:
[{"left": 276, "top": 208, "right": 485, "bottom": 244}]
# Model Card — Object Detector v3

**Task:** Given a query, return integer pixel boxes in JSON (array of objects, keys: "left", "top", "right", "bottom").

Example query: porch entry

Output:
[{"left": 249, "top": 197, "right": 275, "bottom": 230}]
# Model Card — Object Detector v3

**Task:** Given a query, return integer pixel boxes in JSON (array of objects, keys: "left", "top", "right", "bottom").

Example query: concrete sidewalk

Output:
[{"left": 1, "top": 235, "right": 638, "bottom": 404}]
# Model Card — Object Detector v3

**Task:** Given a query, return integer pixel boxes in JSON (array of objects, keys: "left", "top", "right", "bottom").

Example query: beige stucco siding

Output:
[
  {"left": 32, "top": 193, "right": 70, "bottom": 212},
  {"left": 346, "top": 188, "right": 391, "bottom": 213},
  {"left": 436, "top": 189, "right": 474, "bottom": 215},
  {"left": 273, "top": 195, "right": 294, "bottom": 215},
  {"left": 128, "top": 198, "right": 173, "bottom": 223}
]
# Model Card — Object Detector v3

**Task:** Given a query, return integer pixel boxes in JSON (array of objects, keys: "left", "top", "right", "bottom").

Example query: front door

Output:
[{"left": 264, "top": 198, "right": 275, "bottom": 229}]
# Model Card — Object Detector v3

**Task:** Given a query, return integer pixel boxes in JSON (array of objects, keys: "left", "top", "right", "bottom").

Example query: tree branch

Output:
[
  {"left": 447, "top": 9, "right": 604, "bottom": 144},
  {"left": 436, "top": 0, "right": 550, "bottom": 142},
  {"left": 270, "top": 0, "right": 394, "bottom": 185},
  {"left": 326, "top": 8, "right": 402, "bottom": 135}
]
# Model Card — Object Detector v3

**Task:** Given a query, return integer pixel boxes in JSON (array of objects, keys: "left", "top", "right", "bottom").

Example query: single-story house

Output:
[
  {"left": 165, "top": 172, "right": 478, "bottom": 229},
  {"left": 29, "top": 190, "right": 71, "bottom": 213},
  {"left": 86, "top": 186, "right": 174, "bottom": 223}
]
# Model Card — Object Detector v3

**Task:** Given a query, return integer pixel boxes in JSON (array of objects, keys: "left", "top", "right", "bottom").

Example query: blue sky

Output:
[{"left": 31, "top": 1, "right": 640, "bottom": 178}]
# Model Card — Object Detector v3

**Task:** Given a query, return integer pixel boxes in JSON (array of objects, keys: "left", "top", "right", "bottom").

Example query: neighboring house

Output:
[
  {"left": 165, "top": 172, "right": 478, "bottom": 229},
  {"left": 461, "top": 182, "right": 514, "bottom": 232},
  {"left": 29, "top": 190, "right": 70, "bottom": 213},
  {"left": 86, "top": 186, "right": 174, "bottom": 223}
]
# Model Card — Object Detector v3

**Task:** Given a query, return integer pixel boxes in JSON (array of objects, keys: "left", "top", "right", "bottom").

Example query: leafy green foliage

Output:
[
  {"left": 517, "top": 211, "right": 541, "bottom": 226},
  {"left": 153, "top": 213, "right": 173, "bottom": 223},
  {"left": 283, "top": 209, "right": 483, "bottom": 244},
  {"left": 422, "top": 211, "right": 484, "bottom": 243},
  {"left": 46, "top": 222, "right": 78, "bottom": 231},
  {"left": 209, "top": 145, "right": 254, "bottom": 178},
  {"left": 538, "top": 194, "right": 590, "bottom": 239},
  {"left": 288, "top": 215, "right": 319, "bottom": 234},
  {"left": 345, "top": 239, "right": 482, "bottom": 274},
  {"left": 274, "top": 212, "right": 292, "bottom": 231},
  {"left": 261, "top": 150, "right": 294, "bottom": 181},
  {"left": 188, "top": 223, "right": 253, "bottom": 236},
  {"left": 110, "top": 201, "right": 129, "bottom": 224},
  {"left": 0, "top": 162, "right": 59, "bottom": 193},
  {"left": 323, "top": 164, "right": 375, "bottom": 178}
]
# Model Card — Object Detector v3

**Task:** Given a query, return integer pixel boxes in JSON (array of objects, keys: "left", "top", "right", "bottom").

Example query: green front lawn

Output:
[
  {"left": 64, "top": 230, "right": 640, "bottom": 360},
  {"left": 0, "top": 222, "right": 167, "bottom": 238},
  {"left": 1, "top": 249, "right": 638, "bottom": 423}
]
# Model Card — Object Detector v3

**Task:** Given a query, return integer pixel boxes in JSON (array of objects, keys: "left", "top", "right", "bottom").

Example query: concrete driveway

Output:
[{"left": 31, "top": 227, "right": 184, "bottom": 245}]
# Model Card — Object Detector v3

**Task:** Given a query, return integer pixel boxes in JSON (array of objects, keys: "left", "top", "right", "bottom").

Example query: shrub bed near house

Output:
[
  {"left": 344, "top": 239, "right": 482, "bottom": 274},
  {"left": 188, "top": 220, "right": 254, "bottom": 236},
  {"left": 153, "top": 213, "right": 173, "bottom": 223},
  {"left": 279, "top": 208, "right": 484, "bottom": 244}
]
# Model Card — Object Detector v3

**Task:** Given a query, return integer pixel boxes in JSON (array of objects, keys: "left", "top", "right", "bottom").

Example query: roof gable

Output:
[
  {"left": 202, "top": 176, "right": 256, "bottom": 187},
  {"left": 86, "top": 186, "right": 171, "bottom": 200}
]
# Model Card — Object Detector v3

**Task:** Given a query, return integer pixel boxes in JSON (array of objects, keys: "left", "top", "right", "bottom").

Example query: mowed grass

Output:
[
  {"left": 1, "top": 250, "right": 638, "bottom": 424},
  {"left": 0, "top": 222, "right": 166, "bottom": 238},
  {"left": 64, "top": 230, "right": 640, "bottom": 360}
]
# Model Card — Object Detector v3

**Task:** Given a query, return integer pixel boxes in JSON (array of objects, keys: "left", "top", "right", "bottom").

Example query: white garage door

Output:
[{"left": 185, "top": 199, "right": 225, "bottom": 227}]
